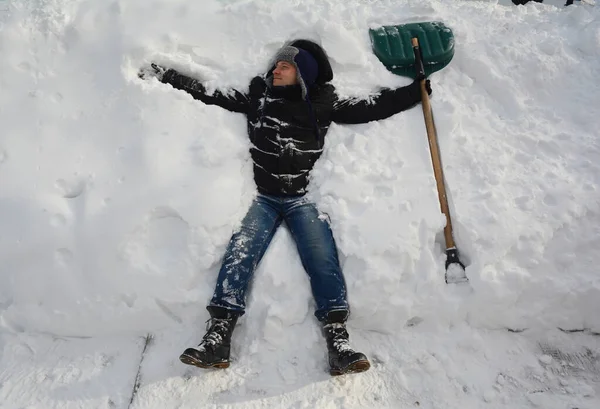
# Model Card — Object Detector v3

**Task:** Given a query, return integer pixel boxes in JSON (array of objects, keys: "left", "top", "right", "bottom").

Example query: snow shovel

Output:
[{"left": 369, "top": 22, "right": 468, "bottom": 284}]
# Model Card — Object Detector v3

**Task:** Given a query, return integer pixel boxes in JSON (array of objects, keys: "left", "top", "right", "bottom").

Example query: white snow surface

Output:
[{"left": 1, "top": 0, "right": 600, "bottom": 408}]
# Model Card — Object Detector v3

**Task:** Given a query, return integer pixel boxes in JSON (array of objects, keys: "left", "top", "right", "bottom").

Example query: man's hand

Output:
[
  {"left": 414, "top": 74, "right": 432, "bottom": 96},
  {"left": 138, "top": 63, "right": 167, "bottom": 81}
]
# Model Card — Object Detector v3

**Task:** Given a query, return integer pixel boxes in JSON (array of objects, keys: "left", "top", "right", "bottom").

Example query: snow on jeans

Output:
[{"left": 209, "top": 193, "right": 349, "bottom": 321}]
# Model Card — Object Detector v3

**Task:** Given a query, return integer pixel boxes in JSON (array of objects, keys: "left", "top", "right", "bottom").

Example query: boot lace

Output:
[
  {"left": 197, "top": 318, "right": 231, "bottom": 351},
  {"left": 324, "top": 322, "right": 354, "bottom": 354}
]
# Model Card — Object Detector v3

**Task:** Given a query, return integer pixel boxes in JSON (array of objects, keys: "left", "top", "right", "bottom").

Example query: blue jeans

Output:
[{"left": 209, "top": 193, "right": 349, "bottom": 321}]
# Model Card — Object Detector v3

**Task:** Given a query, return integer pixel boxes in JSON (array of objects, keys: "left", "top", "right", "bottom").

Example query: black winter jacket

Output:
[{"left": 160, "top": 67, "right": 422, "bottom": 196}]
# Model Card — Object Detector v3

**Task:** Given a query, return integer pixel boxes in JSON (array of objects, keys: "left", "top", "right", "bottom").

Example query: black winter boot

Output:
[
  {"left": 323, "top": 310, "right": 370, "bottom": 376},
  {"left": 179, "top": 306, "right": 239, "bottom": 369}
]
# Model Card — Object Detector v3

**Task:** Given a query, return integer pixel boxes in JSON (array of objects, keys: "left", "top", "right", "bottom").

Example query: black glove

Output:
[
  {"left": 412, "top": 74, "right": 432, "bottom": 96},
  {"left": 138, "top": 63, "right": 167, "bottom": 80}
]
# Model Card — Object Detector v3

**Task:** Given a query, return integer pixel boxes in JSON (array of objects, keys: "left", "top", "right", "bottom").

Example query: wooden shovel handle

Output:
[{"left": 412, "top": 37, "right": 456, "bottom": 249}]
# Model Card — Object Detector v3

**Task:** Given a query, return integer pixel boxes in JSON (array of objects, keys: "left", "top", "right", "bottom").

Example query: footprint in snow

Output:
[
  {"left": 55, "top": 178, "right": 86, "bottom": 199},
  {"left": 55, "top": 248, "right": 74, "bottom": 266}
]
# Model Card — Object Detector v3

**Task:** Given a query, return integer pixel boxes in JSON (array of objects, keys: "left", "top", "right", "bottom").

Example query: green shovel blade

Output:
[{"left": 369, "top": 21, "right": 455, "bottom": 78}]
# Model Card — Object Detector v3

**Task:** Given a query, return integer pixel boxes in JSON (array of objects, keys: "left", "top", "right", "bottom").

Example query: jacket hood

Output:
[{"left": 289, "top": 39, "right": 333, "bottom": 84}]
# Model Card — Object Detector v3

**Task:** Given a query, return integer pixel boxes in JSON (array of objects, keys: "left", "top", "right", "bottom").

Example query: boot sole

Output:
[
  {"left": 330, "top": 359, "right": 371, "bottom": 376},
  {"left": 179, "top": 353, "right": 230, "bottom": 369}
]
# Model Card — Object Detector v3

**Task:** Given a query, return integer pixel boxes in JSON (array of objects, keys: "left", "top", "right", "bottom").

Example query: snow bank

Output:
[
  {"left": 0, "top": 0, "right": 599, "bottom": 338},
  {"left": 1, "top": 1, "right": 600, "bottom": 409}
]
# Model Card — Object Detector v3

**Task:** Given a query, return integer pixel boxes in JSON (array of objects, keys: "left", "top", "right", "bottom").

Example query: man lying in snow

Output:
[{"left": 138, "top": 40, "right": 430, "bottom": 376}]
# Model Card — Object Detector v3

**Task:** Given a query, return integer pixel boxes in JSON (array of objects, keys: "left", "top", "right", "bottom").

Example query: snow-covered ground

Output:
[{"left": 1, "top": 0, "right": 599, "bottom": 408}]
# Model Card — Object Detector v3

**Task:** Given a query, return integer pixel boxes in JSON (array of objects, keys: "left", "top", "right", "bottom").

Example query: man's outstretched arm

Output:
[
  {"left": 139, "top": 63, "right": 250, "bottom": 114},
  {"left": 330, "top": 78, "right": 430, "bottom": 124}
]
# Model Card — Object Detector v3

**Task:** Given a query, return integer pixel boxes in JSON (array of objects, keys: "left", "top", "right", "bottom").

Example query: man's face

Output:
[{"left": 272, "top": 61, "right": 297, "bottom": 86}]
